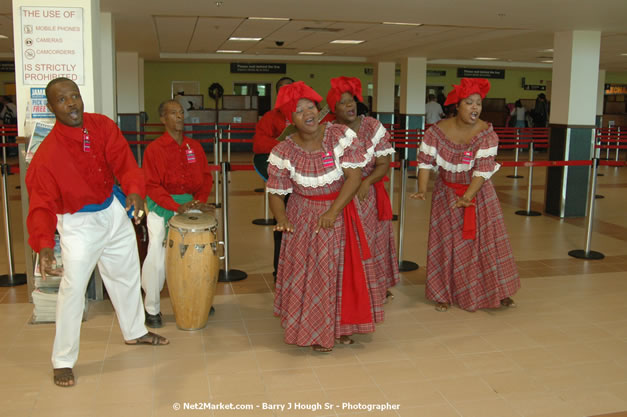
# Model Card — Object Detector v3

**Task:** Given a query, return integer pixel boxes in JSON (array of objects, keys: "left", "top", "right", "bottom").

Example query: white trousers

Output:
[
  {"left": 53, "top": 199, "right": 147, "bottom": 369},
  {"left": 141, "top": 211, "right": 166, "bottom": 315}
]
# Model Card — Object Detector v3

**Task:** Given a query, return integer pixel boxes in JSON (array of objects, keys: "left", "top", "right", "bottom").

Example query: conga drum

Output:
[{"left": 166, "top": 212, "right": 219, "bottom": 330}]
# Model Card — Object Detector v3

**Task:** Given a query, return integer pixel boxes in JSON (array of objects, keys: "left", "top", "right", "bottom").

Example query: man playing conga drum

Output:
[
  {"left": 142, "top": 99, "right": 213, "bottom": 328},
  {"left": 27, "top": 78, "right": 169, "bottom": 388}
]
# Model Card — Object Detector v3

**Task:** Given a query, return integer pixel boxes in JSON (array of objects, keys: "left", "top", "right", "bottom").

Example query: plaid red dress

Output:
[
  {"left": 268, "top": 123, "right": 378, "bottom": 349},
  {"left": 354, "top": 116, "right": 400, "bottom": 308},
  {"left": 417, "top": 124, "right": 520, "bottom": 311}
]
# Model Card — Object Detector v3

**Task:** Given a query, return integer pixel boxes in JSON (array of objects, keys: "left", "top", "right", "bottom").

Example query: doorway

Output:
[{"left": 234, "top": 83, "right": 272, "bottom": 115}]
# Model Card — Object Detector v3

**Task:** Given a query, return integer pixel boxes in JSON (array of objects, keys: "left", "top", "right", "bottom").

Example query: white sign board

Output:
[{"left": 20, "top": 6, "right": 84, "bottom": 85}]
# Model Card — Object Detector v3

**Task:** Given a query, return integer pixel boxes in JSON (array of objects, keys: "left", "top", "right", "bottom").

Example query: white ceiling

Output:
[{"left": 1, "top": 0, "right": 627, "bottom": 70}]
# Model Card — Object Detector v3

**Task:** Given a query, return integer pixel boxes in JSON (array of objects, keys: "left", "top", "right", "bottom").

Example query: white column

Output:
[
  {"left": 99, "top": 11, "right": 116, "bottom": 119},
  {"left": 399, "top": 57, "right": 426, "bottom": 116},
  {"left": 372, "top": 62, "right": 395, "bottom": 114},
  {"left": 116, "top": 51, "right": 140, "bottom": 114},
  {"left": 12, "top": 0, "right": 101, "bottom": 132},
  {"left": 550, "top": 31, "right": 601, "bottom": 126},
  {"left": 596, "top": 69, "right": 606, "bottom": 118}
]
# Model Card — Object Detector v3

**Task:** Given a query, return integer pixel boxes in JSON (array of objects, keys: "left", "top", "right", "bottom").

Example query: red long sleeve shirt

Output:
[
  {"left": 143, "top": 132, "right": 213, "bottom": 212},
  {"left": 252, "top": 109, "right": 289, "bottom": 154},
  {"left": 26, "top": 113, "right": 145, "bottom": 253}
]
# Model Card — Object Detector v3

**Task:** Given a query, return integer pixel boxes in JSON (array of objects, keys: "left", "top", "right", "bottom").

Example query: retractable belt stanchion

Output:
[
  {"left": 507, "top": 128, "right": 524, "bottom": 179},
  {"left": 135, "top": 117, "right": 142, "bottom": 167},
  {"left": 213, "top": 126, "right": 222, "bottom": 208},
  {"left": 388, "top": 153, "right": 396, "bottom": 221},
  {"left": 397, "top": 159, "right": 419, "bottom": 272},
  {"left": 218, "top": 162, "right": 247, "bottom": 282},
  {"left": 227, "top": 123, "right": 231, "bottom": 163},
  {"left": 569, "top": 157, "right": 605, "bottom": 260},
  {"left": 0, "top": 163, "right": 26, "bottom": 286},
  {"left": 252, "top": 187, "right": 277, "bottom": 226},
  {"left": 515, "top": 141, "right": 541, "bottom": 217},
  {"left": 616, "top": 127, "right": 622, "bottom": 163}
]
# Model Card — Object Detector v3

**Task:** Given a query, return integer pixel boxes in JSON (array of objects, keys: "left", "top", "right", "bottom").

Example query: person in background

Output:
[
  {"left": 326, "top": 76, "right": 399, "bottom": 307},
  {"left": 26, "top": 78, "right": 168, "bottom": 388},
  {"left": 252, "top": 76, "right": 294, "bottom": 280},
  {"left": 532, "top": 93, "right": 549, "bottom": 127},
  {"left": 141, "top": 100, "right": 213, "bottom": 328},
  {"left": 268, "top": 81, "right": 375, "bottom": 352},
  {"left": 410, "top": 78, "right": 520, "bottom": 312},
  {"left": 511, "top": 100, "right": 526, "bottom": 128},
  {"left": 425, "top": 93, "right": 445, "bottom": 125}
]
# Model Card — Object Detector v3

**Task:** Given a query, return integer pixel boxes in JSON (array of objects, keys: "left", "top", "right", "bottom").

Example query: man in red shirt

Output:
[
  {"left": 141, "top": 100, "right": 213, "bottom": 327},
  {"left": 26, "top": 78, "right": 168, "bottom": 387}
]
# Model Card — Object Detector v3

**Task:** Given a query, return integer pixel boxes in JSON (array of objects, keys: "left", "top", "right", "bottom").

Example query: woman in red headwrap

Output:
[
  {"left": 326, "top": 77, "right": 400, "bottom": 317},
  {"left": 267, "top": 81, "right": 375, "bottom": 352},
  {"left": 410, "top": 78, "right": 519, "bottom": 312}
]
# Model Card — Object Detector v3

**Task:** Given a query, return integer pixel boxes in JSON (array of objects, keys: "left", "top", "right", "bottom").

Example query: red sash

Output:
[
  {"left": 300, "top": 192, "right": 373, "bottom": 325},
  {"left": 371, "top": 176, "right": 393, "bottom": 221},
  {"left": 441, "top": 179, "right": 476, "bottom": 240}
]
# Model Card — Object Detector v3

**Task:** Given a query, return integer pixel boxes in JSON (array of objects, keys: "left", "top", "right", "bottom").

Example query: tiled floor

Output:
[{"left": 1, "top": 150, "right": 627, "bottom": 417}]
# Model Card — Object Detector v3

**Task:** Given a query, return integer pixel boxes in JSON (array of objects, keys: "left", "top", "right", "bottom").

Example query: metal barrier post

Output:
[
  {"left": 213, "top": 124, "right": 219, "bottom": 167},
  {"left": 569, "top": 158, "right": 604, "bottom": 260},
  {"left": 1, "top": 129, "right": 7, "bottom": 166},
  {"left": 218, "top": 162, "right": 247, "bottom": 282},
  {"left": 252, "top": 187, "right": 277, "bottom": 226},
  {"left": 0, "top": 164, "right": 26, "bottom": 287},
  {"left": 515, "top": 142, "right": 541, "bottom": 216},
  {"left": 135, "top": 117, "right": 142, "bottom": 167},
  {"left": 227, "top": 123, "right": 231, "bottom": 163},
  {"left": 507, "top": 128, "right": 523, "bottom": 178},
  {"left": 389, "top": 152, "right": 396, "bottom": 221},
  {"left": 397, "top": 160, "right": 418, "bottom": 272},
  {"left": 616, "top": 127, "right": 621, "bottom": 163}
]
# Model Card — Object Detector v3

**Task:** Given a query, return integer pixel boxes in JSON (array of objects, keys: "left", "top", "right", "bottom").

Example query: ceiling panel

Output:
[
  {"left": 154, "top": 16, "right": 198, "bottom": 53},
  {"left": 188, "top": 17, "right": 242, "bottom": 53}
]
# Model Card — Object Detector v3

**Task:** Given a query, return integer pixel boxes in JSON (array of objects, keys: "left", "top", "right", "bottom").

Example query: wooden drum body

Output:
[{"left": 166, "top": 212, "right": 219, "bottom": 330}]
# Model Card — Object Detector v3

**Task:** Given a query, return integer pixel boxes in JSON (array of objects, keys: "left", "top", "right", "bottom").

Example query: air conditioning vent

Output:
[{"left": 301, "top": 27, "right": 342, "bottom": 33}]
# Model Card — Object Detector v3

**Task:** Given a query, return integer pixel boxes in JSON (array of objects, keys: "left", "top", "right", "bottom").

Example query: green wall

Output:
[{"left": 0, "top": 72, "right": 15, "bottom": 95}]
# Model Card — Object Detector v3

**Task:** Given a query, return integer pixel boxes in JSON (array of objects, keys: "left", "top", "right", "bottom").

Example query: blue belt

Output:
[{"left": 78, "top": 185, "right": 133, "bottom": 218}]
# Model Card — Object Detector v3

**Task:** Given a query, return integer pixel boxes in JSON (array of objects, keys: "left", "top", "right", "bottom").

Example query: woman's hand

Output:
[
  {"left": 356, "top": 182, "right": 370, "bottom": 202},
  {"left": 273, "top": 219, "right": 294, "bottom": 233},
  {"left": 410, "top": 192, "right": 426, "bottom": 200},
  {"left": 315, "top": 209, "right": 339, "bottom": 233},
  {"left": 453, "top": 196, "right": 474, "bottom": 208},
  {"left": 177, "top": 200, "right": 198, "bottom": 214}
]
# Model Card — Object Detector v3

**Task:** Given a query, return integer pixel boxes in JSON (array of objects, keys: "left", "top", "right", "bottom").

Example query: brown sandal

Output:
[
  {"left": 435, "top": 303, "right": 449, "bottom": 312},
  {"left": 53, "top": 368, "right": 75, "bottom": 387},
  {"left": 336, "top": 335, "right": 354, "bottom": 345},
  {"left": 125, "top": 331, "right": 169, "bottom": 346},
  {"left": 500, "top": 297, "right": 517, "bottom": 308},
  {"left": 312, "top": 344, "right": 333, "bottom": 353}
]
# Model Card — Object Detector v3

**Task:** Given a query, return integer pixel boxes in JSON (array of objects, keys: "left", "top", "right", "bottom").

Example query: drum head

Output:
[{"left": 169, "top": 212, "right": 218, "bottom": 231}]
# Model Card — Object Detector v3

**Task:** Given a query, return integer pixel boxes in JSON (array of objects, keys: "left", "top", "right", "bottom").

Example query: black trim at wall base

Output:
[{"left": 545, "top": 125, "right": 593, "bottom": 218}]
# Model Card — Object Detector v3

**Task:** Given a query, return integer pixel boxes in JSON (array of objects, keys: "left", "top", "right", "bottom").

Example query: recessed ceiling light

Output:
[
  {"left": 539, "top": 48, "right": 554, "bottom": 53},
  {"left": 382, "top": 22, "right": 422, "bottom": 26},
  {"left": 216, "top": 50, "right": 242, "bottom": 53},
  {"left": 620, "top": 53, "right": 627, "bottom": 56},
  {"left": 248, "top": 17, "right": 291, "bottom": 21},
  {"left": 541, "top": 60, "right": 553, "bottom": 63},
  {"left": 298, "top": 51, "right": 324, "bottom": 55},
  {"left": 0, "top": 35, "right": 7, "bottom": 39},
  {"left": 330, "top": 40, "right": 365, "bottom": 44},
  {"left": 474, "top": 57, "right": 498, "bottom": 60},
  {"left": 229, "top": 37, "right": 262, "bottom": 41}
]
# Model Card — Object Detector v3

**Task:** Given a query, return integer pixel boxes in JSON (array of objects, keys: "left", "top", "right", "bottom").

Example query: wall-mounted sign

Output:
[
  {"left": 230, "top": 63, "right": 286, "bottom": 74},
  {"left": 524, "top": 85, "right": 546, "bottom": 91},
  {"left": 0, "top": 62, "right": 15, "bottom": 72},
  {"left": 604, "top": 84, "right": 627, "bottom": 95},
  {"left": 20, "top": 6, "right": 84, "bottom": 85},
  {"left": 457, "top": 68, "right": 505, "bottom": 79},
  {"left": 364, "top": 67, "right": 374, "bottom": 75},
  {"left": 30, "top": 87, "right": 55, "bottom": 118},
  {"left": 427, "top": 70, "right": 446, "bottom": 77}
]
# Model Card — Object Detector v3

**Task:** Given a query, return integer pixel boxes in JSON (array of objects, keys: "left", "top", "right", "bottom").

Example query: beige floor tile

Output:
[
  {"left": 459, "top": 351, "right": 522, "bottom": 375},
  {"left": 430, "top": 376, "right": 501, "bottom": 404},
  {"left": 261, "top": 368, "right": 322, "bottom": 392},
  {"left": 255, "top": 349, "right": 310, "bottom": 371},
  {"left": 92, "top": 403, "right": 153, "bottom": 417},
  {"left": 454, "top": 398, "right": 524, "bottom": 417},
  {"left": 312, "top": 364, "right": 375, "bottom": 389},
  {"left": 397, "top": 339, "right": 455, "bottom": 360},
  {"left": 267, "top": 389, "right": 334, "bottom": 417},
  {"left": 249, "top": 332, "right": 300, "bottom": 351},
  {"left": 398, "top": 403, "right": 462, "bottom": 417},
  {"left": 202, "top": 334, "right": 253, "bottom": 353},
  {"left": 352, "top": 340, "right": 410, "bottom": 363},
  {"left": 504, "top": 347, "right": 567, "bottom": 370},
  {"left": 412, "top": 356, "right": 473, "bottom": 380},
  {"left": 481, "top": 371, "right": 548, "bottom": 397},
  {"left": 244, "top": 317, "right": 284, "bottom": 334},
  {"left": 325, "top": 385, "right": 388, "bottom": 414},
  {"left": 304, "top": 346, "right": 361, "bottom": 367},
  {"left": 208, "top": 371, "right": 266, "bottom": 398},
  {"left": 202, "top": 319, "right": 248, "bottom": 338},
  {"left": 205, "top": 351, "right": 259, "bottom": 375},
  {"left": 440, "top": 334, "right": 498, "bottom": 355},
  {"left": 155, "top": 354, "right": 208, "bottom": 380},
  {"left": 557, "top": 389, "right": 627, "bottom": 417},
  {"left": 362, "top": 359, "right": 424, "bottom": 385},
  {"left": 378, "top": 381, "right": 447, "bottom": 408}
]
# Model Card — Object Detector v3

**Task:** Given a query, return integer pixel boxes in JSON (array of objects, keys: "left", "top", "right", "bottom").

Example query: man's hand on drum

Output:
[
  {"left": 177, "top": 200, "right": 198, "bottom": 214},
  {"left": 315, "top": 209, "right": 339, "bottom": 234},
  {"left": 195, "top": 202, "right": 215, "bottom": 213},
  {"left": 274, "top": 218, "right": 294, "bottom": 233},
  {"left": 126, "top": 193, "right": 145, "bottom": 224},
  {"left": 39, "top": 247, "right": 63, "bottom": 280}
]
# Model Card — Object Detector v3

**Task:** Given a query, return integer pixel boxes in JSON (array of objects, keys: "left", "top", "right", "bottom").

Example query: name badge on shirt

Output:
[
  {"left": 185, "top": 144, "right": 196, "bottom": 163},
  {"left": 322, "top": 151, "right": 335, "bottom": 168},
  {"left": 462, "top": 151, "right": 473, "bottom": 165},
  {"left": 83, "top": 128, "right": 91, "bottom": 152}
]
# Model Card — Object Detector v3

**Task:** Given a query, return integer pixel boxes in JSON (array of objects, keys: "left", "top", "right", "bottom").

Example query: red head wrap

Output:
[
  {"left": 444, "top": 78, "right": 491, "bottom": 106},
  {"left": 326, "top": 76, "right": 364, "bottom": 113},
  {"left": 274, "top": 81, "right": 323, "bottom": 123}
]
